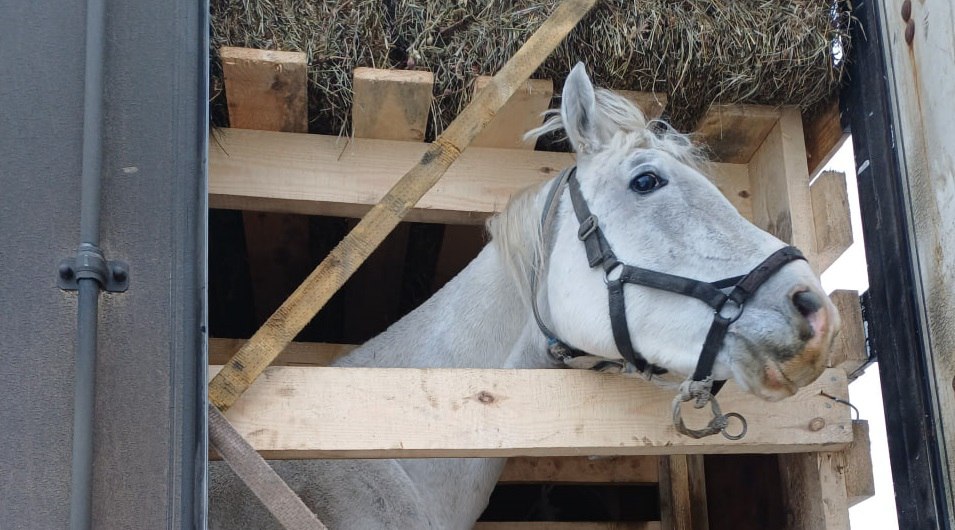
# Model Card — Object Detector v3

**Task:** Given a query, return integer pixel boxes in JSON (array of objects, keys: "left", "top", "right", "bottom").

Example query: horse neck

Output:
[{"left": 335, "top": 242, "right": 552, "bottom": 370}]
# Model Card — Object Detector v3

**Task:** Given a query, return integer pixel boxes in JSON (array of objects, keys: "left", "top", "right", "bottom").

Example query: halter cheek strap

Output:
[{"left": 532, "top": 167, "right": 807, "bottom": 439}]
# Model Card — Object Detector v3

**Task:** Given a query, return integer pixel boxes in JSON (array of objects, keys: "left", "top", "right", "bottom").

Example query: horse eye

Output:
[{"left": 629, "top": 172, "right": 667, "bottom": 194}]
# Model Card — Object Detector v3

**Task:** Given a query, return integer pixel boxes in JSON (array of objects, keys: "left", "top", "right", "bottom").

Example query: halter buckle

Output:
[{"left": 577, "top": 215, "right": 598, "bottom": 241}]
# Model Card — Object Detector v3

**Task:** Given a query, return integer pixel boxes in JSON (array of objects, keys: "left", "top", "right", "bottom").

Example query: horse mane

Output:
[{"left": 487, "top": 87, "right": 704, "bottom": 310}]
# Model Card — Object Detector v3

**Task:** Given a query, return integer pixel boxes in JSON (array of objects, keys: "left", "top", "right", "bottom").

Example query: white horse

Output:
[{"left": 210, "top": 64, "right": 840, "bottom": 529}]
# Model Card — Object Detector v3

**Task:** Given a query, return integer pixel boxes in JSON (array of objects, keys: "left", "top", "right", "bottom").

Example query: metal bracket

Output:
[{"left": 57, "top": 243, "right": 129, "bottom": 293}]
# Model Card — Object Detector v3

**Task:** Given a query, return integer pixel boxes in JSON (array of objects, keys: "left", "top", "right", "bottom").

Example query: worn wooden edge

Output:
[
  {"left": 208, "top": 129, "right": 749, "bottom": 225},
  {"left": 845, "top": 420, "right": 875, "bottom": 507},
  {"left": 694, "top": 104, "right": 781, "bottom": 164},
  {"left": 811, "top": 170, "right": 853, "bottom": 273},
  {"left": 352, "top": 67, "right": 434, "bottom": 142},
  {"left": 211, "top": 366, "right": 852, "bottom": 458}
]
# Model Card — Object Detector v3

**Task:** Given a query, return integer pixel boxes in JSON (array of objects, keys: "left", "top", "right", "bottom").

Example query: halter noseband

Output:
[{"left": 531, "top": 167, "right": 807, "bottom": 439}]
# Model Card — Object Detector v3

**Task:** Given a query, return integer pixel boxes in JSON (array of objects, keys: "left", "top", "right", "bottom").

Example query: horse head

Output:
[{"left": 496, "top": 64, "right": 840, "bottom": 401}]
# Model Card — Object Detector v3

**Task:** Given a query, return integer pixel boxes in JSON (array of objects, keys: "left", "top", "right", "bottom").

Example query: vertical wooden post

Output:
[
  {"left": 342, "top": 68, "right": 434, "bottom": 340},
  {"left": 220, "top": 47, "right": 313, "bottom": 327},
  {"left": 659, "top": 455, "right": 709, "bottom": 530},
  {"left": 747, "top": 106, "right": 851, "bottom": 530}
]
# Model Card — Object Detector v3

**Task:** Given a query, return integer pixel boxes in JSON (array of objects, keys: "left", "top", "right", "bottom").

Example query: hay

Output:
[{"left": 211, "top": 0, "right": 850, "bottom": 135}]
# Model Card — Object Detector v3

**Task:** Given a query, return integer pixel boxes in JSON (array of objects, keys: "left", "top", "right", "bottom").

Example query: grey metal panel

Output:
[{"left": 0, "top": 0, "right": 207, "bottom": 527}]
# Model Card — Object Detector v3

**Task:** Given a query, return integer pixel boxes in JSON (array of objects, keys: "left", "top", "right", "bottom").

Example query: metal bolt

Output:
[
  {"left": 809, "top": 417, "right": 826, "bottom": 432},
  {"left": 901, "top": 0, "right": 912, "bottom": 22},
  {"left": 58, "top": 262, "right": 74, "bottom": 280},
  {"left": 112, "top": 263, "right": 128, "bottom": 282},
  {"left": 905, "top": 19, "right": 915, "bottom": 45}
]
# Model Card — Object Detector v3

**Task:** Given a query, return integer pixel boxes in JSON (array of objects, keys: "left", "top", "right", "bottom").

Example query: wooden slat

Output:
[
  {"left": 810, "top": 170, "right": 853, "bottom": 272},
  {"left": 209, "top": 129, "right": 749, "bottom": 225},
  {"left": 474, "top": 523, "right": 660, "bottom": 530},
  {"left": 826, "top": 290, "right": 868, "bottom": 378},
  {"left": 499, "top": 456, "right": 659, "bottom": 484},
  {"left": 803, "top": 99, "right": 848, "bottom": 180},
  {"left": 352, "top": 68, "right": 433, "bottom": 141},
  {"left": 208, "top": 0, "right": 600, "bottom": 411},
  {"left": 619, "top": 91, "right": 668, "bottom": 121},
  {"left": 220, "top": 47, "right": 308, "bottom": 132},
  {"left": 208, "top": 338, "right": 353, "bottom": 366},
  {"left": 746, "top": 105, "right": 850, "bottom": 528},
  {"left": 658, "top": 455, "right": 708, "bottom": 530},
  {"left": 845, "top": 420, "right": 875, "bottom": 507},
  {"left": 694, "top": 105, "right": 780, "bottom": 164},
  {"left": 778, "top": 451, "right": 850, "bottom": 530},
  {"left": 212, "top": 366, "right": 851, "bottom": 458},
  {"left": 474, "top": 521, "right": 661, "bottom": 530},
  {"left": 747, "top": 106, "right": 817, "bottom": 264},
  {"left": 344, "top": 68, "right": 433, "bottom": 341},
  {"left": 220, "top": 47, "right": 313, "bottom": 328},
  {"left": 472, "top": 76, "right": 553, "bottom": 148}
]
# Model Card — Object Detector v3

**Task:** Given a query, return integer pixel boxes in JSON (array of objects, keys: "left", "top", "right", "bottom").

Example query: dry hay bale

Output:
[{"left": 210, "top": 0, "right": 850, "bottom": 136}]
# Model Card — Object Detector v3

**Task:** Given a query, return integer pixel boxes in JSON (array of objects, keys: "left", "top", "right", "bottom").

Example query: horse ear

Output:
[{"left": 561, "top": 63, "right": 602, "bottom": 154}]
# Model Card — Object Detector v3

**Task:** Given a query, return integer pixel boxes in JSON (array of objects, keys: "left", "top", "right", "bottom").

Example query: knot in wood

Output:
[{"left": 808, "top": 417, "right": 826, "bottom": 432}]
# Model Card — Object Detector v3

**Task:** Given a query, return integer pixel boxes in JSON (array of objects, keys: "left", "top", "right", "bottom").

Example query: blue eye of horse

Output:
[{"left": 629, "top": 172, "right": 667, "bottom": 194}]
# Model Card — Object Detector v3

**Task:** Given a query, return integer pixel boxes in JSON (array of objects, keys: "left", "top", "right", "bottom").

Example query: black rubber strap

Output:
[{"left": 608, "top": 279, "right": 667, "bottom": 375}]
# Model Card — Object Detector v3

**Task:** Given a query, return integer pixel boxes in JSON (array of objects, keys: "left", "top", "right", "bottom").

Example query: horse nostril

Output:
[{"left": 792, "top": 289, "right": 823, "bottom": 318}]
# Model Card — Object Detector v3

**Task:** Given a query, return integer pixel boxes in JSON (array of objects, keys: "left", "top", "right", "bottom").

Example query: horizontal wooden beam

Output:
[
  {"left": 213, "top": 366, "right": 851, "bottom": 459},
  {"left": 208, "top": 129, "right": 748, "bottom": 225},
  {"left": 694, "top": 104, "right": 780, "bottom": 164},
  {"left": 474, "top": 521, "right": 663, "bottom": 530},
  {"left": 499, "top": 456, "right": 659, "bottom": 484}
]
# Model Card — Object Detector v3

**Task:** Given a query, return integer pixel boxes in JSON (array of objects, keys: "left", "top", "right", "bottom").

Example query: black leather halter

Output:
[{"left": 532, "top": 167, "right": 807, "bottom": 438}]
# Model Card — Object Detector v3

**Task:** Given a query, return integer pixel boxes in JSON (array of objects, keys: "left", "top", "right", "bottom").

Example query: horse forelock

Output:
[{"left": 525, "top": 87, "right": 706, "bottom": 171}]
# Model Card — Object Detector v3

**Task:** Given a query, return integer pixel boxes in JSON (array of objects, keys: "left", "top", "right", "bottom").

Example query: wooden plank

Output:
[
  {"left": 778, "top": 451, "right": 850, "bottom": 530},
  {"left": 208, "top": 338, "right": 353, "bottom": 366},
  {"left": 810, "top": 170, "right": 853, "bottom": 272},
  {"left": 220, "top": 47, "right": 313, "bottom": 327},
  {"left": 747, "top": 107, "right": 817, "bottom": 265},
  {"left": 472, "top": 76, "right": 553, "bottom": 149},
  {"left": 694, "top": 105, "right": 780, "bottom": 164},
  {"left": 212, "top": 366, "right": 852, "bottom": 458},
  {"left": 474, "top": 523, "right": 660, "bottom": 530},
  {"left": 499, "top": 456, "right": 659, "bottom": 484},
  {"left": 826, "top": 290, "right": 868, "bottom": 377},
  {"left": 208, "top": 129, "right": 749, "bottom": 225},
  {"left": 658, "top": 455, "right": 708, "bottom": 530},
  {"left": 803, "top": 99, "right": 848, "bottom": 180},
  {"left": 352, "top": 68, "right": 433, "bottom": 141},
  {"left": 747, "top": 105, "right": 850, "bottom": 528},
  {"left": 619, "top": 91, "right": 668, "bottom": 121},
  {"left": 220, "top": 47, "right": 307, "bottom": 132},
  {"left": 475, "top": 523, "right": 660, "bottom": 530},
  {"left": 208, "top": 0, "right": 600, "bottom": 411},
  {"left": 344, "top": 69, "right": 433, "bottom": 341},
  {"left": 845, "top": 420, "right": 875, "bottom": 507}
]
